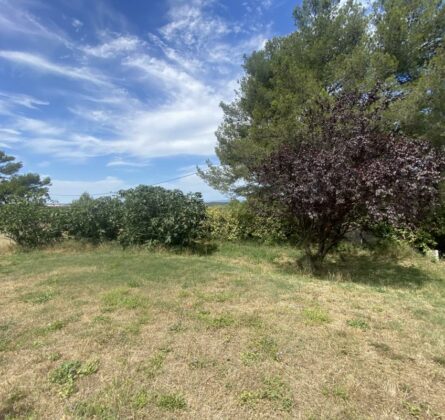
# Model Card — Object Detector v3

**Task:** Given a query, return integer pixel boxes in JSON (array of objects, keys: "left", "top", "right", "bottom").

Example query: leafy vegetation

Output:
[
  {"left": 0, "top": 150, "right": 50, "bottom": 205},
  {"left": 0, "top": 199, "right": 63, "bottom": 248},
  {"left": 201, "top": 0, "right": 444, "bottom": 194},
  {"left": 118, "top": 185, "right": 207, "bottom": 247},
  {"left": 65, "top": 193, "right": 122, "bottom": 243},
  {"left": 0, "top": 178, "right": 209, "bottom": 250},
  {"left": 49, "top": 360, "right": 99, "bottom": 397},
  {"left": 206, "top": 200, "right": 288, "bottom": 243},
  {"left": 254, "top": 90, "right": 444, "bottom": 265},
  {"left": 199, "top": 0, "right": 445, "bottom": 263}
]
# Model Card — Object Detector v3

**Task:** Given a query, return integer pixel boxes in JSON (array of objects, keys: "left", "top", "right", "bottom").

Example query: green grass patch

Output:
[
  {"left": 433, "top": 355, "right": 445, "bottom": 366},
  {"left": 322, "top": 384, "right": 349, "bottom": 401},
  {"left": 195, "top": 310, "right": 236, "bottom": 329},
  {"left": 49, "top": 359, "right": 99, "bottom": 397},
  {"left": 101, "top": 288, "right": 147, "bottom": 311},
  {"left": 155, "top": 392, "right": 187, "bottom": 411},
  {"left": 302, "top": 307, "right": 330, "bottom": 324},
  {"left": 239, "top": 376, "right": 293, "bottom": 411},
  {"left": 347, "top": 318, "right": 370, "bottom": 330},
  {"left": 139, "top": 348, "right": 171, "bottom": 378},
  {"left": 241, "top": 335, "right": 280, "bottom": 365},
  {"left": 21, "top": 289, "right": 56, "bottom": 304}
]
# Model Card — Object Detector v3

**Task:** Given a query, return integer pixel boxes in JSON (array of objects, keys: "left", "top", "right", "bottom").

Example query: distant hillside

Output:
[{"left": 206, "top": 201, "right": 229, "bottom": 207}]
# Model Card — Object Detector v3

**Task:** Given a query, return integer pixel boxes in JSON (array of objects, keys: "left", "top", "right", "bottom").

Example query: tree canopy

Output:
[
  {"left": 253, "top": 90, "right": 444, "bottom": 266},
  {"left": 200, "top": 0, "right": 445, "bottom": 194},
  {"left": 0, "top": 150, "right": 51, "bottom": 205}
]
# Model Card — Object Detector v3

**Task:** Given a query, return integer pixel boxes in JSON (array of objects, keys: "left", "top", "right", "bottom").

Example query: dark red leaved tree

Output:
[{"left": 254, "top": 91, "right": 444, "bottom": 267}]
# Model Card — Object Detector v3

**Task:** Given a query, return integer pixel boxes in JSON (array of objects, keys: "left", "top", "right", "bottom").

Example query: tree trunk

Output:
[{"left": 298, "top": 248, "right": 325, "bottom": 273}]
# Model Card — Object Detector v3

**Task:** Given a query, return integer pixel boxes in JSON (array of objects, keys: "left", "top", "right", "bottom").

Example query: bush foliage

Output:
[
  {"left": 0, "top": 199, "right": 63, "bottom": 248},
  {"left": 118, "top": 186, "right": 206, "bottom": 247},
  {"left": 65, "top": 193, "right": 122, "bottom": 243},
  {"left": 206, "top": 201, "right": 287, "bottom": 243},
  {"left": 0, "top": 186, "right": 208, "bottom": 249}
]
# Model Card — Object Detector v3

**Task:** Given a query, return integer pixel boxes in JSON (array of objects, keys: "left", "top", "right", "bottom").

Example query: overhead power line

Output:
[{"left": 50, "top": 170, "right": 201, "bottom": 198}]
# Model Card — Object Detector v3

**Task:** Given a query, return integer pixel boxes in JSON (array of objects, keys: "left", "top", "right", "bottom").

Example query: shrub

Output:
[
  {"left": 65, "top": 193, "right": 122, "bottom": 243},
  {"left": 418, "top": 201, "right": 445, "bottom": 255},
  {"left": 118, "top": 186, "right": 206, "bottom": 247},
  {"left": 368, "top": 200, "right": 445, "bottom": 255},
  {"left": 254, "top": 90, "right": 444, "bottom": 267},
  {"left": 0, "top": 199, "right": 63, "bottom": 248},
  {"left": 206, "top": 200, "right": 288, "bottom": 243}
]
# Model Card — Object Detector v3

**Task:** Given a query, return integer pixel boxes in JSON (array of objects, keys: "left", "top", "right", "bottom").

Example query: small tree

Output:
[
  {"left": 0, "top": 150, "right": 50, "bottom": 205},
  {"left": 254, "top": 91, "right": 445, "bottom": 268}
]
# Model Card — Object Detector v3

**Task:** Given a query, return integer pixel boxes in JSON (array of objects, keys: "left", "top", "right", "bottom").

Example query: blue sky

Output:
[{"left": 0, "top": 0, "right": 297, "bottom": 202}]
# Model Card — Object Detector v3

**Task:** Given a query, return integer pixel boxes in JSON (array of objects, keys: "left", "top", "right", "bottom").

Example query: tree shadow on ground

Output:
[
  {"left": 173, "top": 241, "right": 219, "bottom": 256},
  {"left": 274, "top": 253, "right": 441, "bottom": 289}
]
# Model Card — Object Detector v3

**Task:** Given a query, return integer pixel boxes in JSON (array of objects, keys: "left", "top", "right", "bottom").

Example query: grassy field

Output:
[{"left": 0, "top": 242, "right": 444, "bottom": 419}]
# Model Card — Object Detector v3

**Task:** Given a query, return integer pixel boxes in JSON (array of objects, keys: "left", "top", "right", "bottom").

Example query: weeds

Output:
[
  {"left": 302, "top": 307, "right": 330, "bottom": 324},
  {"left": 241, "top": 335, "right": 280, "bottom": 365},
  {"left": 139, "top": 348, "right": 171, "bottom": 378},
  {"left": 347, "top": 319, "right": 370, "bottom": 330},
  {"left": 155, "top": 392, "right": 187, "bottom": 411},
  {"left": 21, "top": 290, "right": 56, "bottom": 304},
  {"left": 196, "top": 310, "right": 236, "bottom": 329},
  {"left": 49, "top": 359, "right": 99, "bottom": 397},
  {"left": 102, "top": 288, "right": 147, "bottom": 311},
  {"left": 239, "top": 376, "right": 293, "bottom": 411},
  {"left": 322, "top": 385, "right": 349, "bottom": 401},
  {"left": 433, "top": 355, "right": 445, "bottom": 366}
]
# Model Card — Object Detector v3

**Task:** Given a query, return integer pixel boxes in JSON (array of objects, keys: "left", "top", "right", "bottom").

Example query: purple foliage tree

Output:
[{"left": 254, "top": 91, "right": 444, "bottom": 267}]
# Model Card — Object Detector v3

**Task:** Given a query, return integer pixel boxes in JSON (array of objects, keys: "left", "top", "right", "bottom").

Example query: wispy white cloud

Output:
[
  {"left": 0, "top": 128, "right": 21, "bottom": 136},
  {"left": 123, "top": 53, "right": 210, "bottom": 96},
  {"left": 106, "top": 159, "right": 150, "bottom": 167},
  {"left": 72, "top": 18, "right": 83, "bottom": 31},
  {"left": 0, "top": 51, "right": 108, "bottom": 85},
  {"left": 82, "top": 35, "right": 142, "bottom": 58},
  {"left": 0, "top": 0, "right": 71, "bottom": 45},
  {"left": 50, "top": 176, "right": 129, "bottom": 201},
  {"left": 0, "top": 127, "right": 21, "bottom": 146},
  {"left": 15, "top": 117, "right": 65, "bottom": 136},
  {"left": 160, "top": 0, "right": 230, "bottom": 48},
  {"left": 0, "top": 91, "right": 49, "bottom": 109},
  {"left": 0, "top": 0, "right": 271, "bottom": 165},
  {"left": 26, "top": 134, "right": 113, "bottom": 160}
]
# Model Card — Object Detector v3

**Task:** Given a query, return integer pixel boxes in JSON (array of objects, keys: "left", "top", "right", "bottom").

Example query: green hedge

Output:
[
  {"left": 0, "top": 199, "right": 63, "bottom": 248},
  {"left": 206, "top": 201, "right": 288, "bottom": 243},
  {"left": 118, "top": 186, "right": 207, "bottom": 247},
  {"left": 65, "top": 193, "right": 122, "bottom": 243}
]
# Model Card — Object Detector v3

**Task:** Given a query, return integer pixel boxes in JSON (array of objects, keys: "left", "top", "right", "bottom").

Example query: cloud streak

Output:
[
  {"left": 0, "top": 51, "right": 108, "bottom": 85},
  {"left": 0, "top": 0, "right": 276, "bottom": 200}
]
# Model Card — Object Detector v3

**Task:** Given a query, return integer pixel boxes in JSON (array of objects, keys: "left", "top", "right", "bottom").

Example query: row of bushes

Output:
[
  {"left": 0, "top": 187, "right": 291, "bottom": 249},
  {"left": 1, "top": 185, "right": 443, "bottom": 253},
  {"left": 0, "top": 186, "right": 207, "bottom": 248}
]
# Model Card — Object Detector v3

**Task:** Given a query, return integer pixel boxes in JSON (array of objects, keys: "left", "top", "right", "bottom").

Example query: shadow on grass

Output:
[
  {"left": 274, "top": 253, "right": 440, "bottom": 289},
  {"left": 323, "top": 254, "right": 439, "bottom": 289},
  {"left": 173, "top": 241, "right": 219, "bottom": 256}
]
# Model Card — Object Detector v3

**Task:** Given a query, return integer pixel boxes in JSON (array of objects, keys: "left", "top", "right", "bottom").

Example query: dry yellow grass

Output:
[
  {"left": 0, "top": 235, "right": 13, "bottom": 253},
  {"left": 0, "top": 242, "right": 444, "bottom": 418}
]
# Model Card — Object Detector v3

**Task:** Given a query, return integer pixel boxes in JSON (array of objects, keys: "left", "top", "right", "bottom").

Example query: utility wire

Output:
[{"left": 50, "top": 170, "right": 202, "bottom": 198}]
